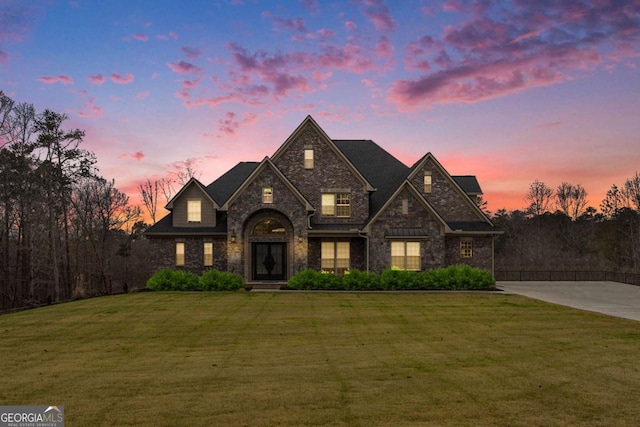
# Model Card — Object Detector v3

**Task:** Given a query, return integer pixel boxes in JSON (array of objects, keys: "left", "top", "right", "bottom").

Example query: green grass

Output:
[{"left": 1, "top": 292, "right": 639, "bottom": 426}]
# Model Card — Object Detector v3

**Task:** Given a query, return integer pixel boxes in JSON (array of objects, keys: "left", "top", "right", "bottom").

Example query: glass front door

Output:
[{"left": 252, "top": 243, "right": 286, "bottom": 281}]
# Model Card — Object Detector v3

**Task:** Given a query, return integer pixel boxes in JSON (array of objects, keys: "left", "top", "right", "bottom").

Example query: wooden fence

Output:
[{"left": 495, "top": 270, "right": 640, "bottom": 286}]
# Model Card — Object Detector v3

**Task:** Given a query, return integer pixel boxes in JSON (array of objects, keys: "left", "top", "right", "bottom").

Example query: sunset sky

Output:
[{"left": 1, "top": 0, "right": 639, "bottom": 215}]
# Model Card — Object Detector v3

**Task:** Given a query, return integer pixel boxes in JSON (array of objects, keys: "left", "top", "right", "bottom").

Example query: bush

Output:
[
  {"left": 287, "top": 265, "right": 496, "bottom": 291},
  {"left": 147, "top": 269, "right": 244, "bottom": 292},
  {"left": 147, "top": 269, "right": 200, "bottom": 291},
  {"left": 200, "top": 269, "right": 244, "bottom": 291}
]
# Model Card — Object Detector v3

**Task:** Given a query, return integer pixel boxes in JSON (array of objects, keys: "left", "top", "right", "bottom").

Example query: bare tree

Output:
[
  {"left": 622, "top": 172, "right": 640, "bottom": 211},
  {"left": 555, "top": 182, "right": 588, "bottom": 220},
  {"left": 525, "top": 179, "right": 553, "bottom": 216},
  {"left": 138, "top": 178, "right": 160, "bottom": 224}
]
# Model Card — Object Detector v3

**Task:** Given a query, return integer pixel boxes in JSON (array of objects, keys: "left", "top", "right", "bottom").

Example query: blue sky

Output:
[{"left": 1, "top": 0, "right": 639, "bottom": 213}]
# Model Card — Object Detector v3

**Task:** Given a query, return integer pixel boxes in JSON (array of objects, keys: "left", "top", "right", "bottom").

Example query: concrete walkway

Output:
[{"left": 497, "top": 281, "right": 640, "bottom": 322}]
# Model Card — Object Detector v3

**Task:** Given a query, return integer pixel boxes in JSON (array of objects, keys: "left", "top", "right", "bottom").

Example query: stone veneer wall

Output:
[
  {"left": 148, "top": 236, "right": 227, "bottom": 275},
  {"left": 273, "top": 124, "right": 369, "bottom": 225},
  {"left": 410, "top": 157, "right": 481, "bottom": 222},
  {"left": 368, "top": 187, "right": 445, "bottom": 273},
  {"left": 226, "top": 165, "right": 309, "bottom": 281},
  {"left": 307, "top": 237, "right": 366, "bottom": 272},
  {"left": 444, "top": 235, "right": 494, "bottom": 273}
]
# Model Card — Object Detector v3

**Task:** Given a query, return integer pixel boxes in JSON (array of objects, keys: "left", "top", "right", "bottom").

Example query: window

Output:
[
  {"left": 204, "top": 242, "right": 213, "bottom": 267},
  {"left": 321, "top": 241, "right": 350, "bottom": 274},
  {"left": 187, "top": 199, "right": 201, "bottom": 222},
  {"left": 176, "top": 242, "right": 185, "bottom": 267},
  {"left": 304, "top": 149, "right": 314, "bottom": 169},
  {"left": 263, "top": 187, "right": 273, "bottom": 204},
  {"left": 336, "top": 194, "right": 350, "bottom": 217},
  {"left": 322, "top": 194, "right": 335, "bottom": 216},
  {"left": 402, "top": 199, "right": 409, "bottom": 215},
  {"left": 391, "top": 241, "right": 421, "bottom": 271},
  {"left": 424, "top": 173, "right": 432, "bottom": 193},
  {"left": 460, "top": 240, "right": 473, "bottom": 258},
  {"left": 322, "top": 193, "right": 350, "bottom": 217},
  {"left": 252, "top": 218, "right": 286, "bottom": 236}
]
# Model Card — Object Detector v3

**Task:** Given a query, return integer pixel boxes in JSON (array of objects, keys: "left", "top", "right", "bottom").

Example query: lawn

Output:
[{"left": 1, "top": 292, "right": 639, "bottom": 426}]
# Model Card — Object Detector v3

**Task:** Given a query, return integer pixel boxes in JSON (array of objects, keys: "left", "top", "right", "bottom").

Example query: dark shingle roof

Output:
[
  {"left": 206, "top": 162, "right": 259, "bottom": 205},
  {"left": 385, "top": 227, "right": 428, "bottom": 237},
  {"left": 447, "top": 221, "right": 500, "bottom": 233},
  {"left": 452, "top": 176, "right": 482, "bottom": 195},
  {"left": 333, "top": 140, "right": 409, "bottom": 216},
  {"left": 146, "top": 211, "right": 228, "bottom": 235}
]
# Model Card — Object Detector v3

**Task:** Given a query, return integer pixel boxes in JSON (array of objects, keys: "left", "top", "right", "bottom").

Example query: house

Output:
[{"left": 145, "top": 116, "right": 501, "bottom": 283}]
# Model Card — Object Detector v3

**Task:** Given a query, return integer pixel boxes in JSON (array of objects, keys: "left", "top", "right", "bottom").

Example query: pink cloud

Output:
[
  {"left": 361, "top": 2, "right": 396, "bottom": 32},
  {"left": 39, "top": 74, "right": 74, "bottom": 85},
  {"left": 263, "top": 11, "right": 308, "bottom": 34},
  {"left": 344, "top": 21, "right": 357, "bottom": 31},
  {"left": 119, "top": 151, "right": 145, "bottom": 161},
  {"left": 317, "top": 28, "right": 334, "bottom": 38},
  {"left": 0, "top": 49, "right": 8, "bottom": 64},
  {"left": 133, "top": 33, "right": 148, "bottom": 42},
  {"left": 88, "top": 74, "right": 105, "bottom": 85},
  {"left": 135, "top": 91, "right": 150, "bottom": 100},
  {"left": 110, "top": 73, "right": 134, "bottom": 84},
  {"left": 218, "top": 111, "right": 258, "bottom": 136},
  {"left": 167, "top": 60, "right": 202, "bottom": 74},
  {"left": 181, "top": 46, "right": 201, "bottom": 59},
  {"left": 389, "top": 1, "right": 640, "bottom": 109},
  {"left": 78, "top": 97, "right": 103, "bottom": 119}
]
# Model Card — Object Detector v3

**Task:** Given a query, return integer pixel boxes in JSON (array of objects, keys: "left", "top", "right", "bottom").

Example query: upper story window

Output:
[
  {"left": 263, "top": 187, "right": 273, "bottom": 204},
  {"left": 304, "top": 149, "right": 314, "bottom": 169},
  {"left": 402, "top": 199, "right": 409, "bottom": 215},
  {"left": 460, "top": 239, "right": 473, "bottom": 258},
  {"left": 187, "top": 199, "right": 201, "bottom": 222},
  {"left": 322, "top": 193, "right": 350, "bottom": 217},
  {"left": 424, "top": 172, "right": 432, "bottom": 193}
]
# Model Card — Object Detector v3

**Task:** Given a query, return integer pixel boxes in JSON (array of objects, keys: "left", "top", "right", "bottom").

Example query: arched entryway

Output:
[{"left": 244, "top": 211, "right": 293, "bottom": 281}]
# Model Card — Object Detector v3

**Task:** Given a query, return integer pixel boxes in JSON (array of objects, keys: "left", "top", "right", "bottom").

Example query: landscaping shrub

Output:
[
  {"left": 146, "top": 269, "right": 243, "bottom": 291},
  {"left": 147, "top": 269, "right": 200, "bottom": 291},
  {"left": 287, "top": 265, "right": 496, "bottom": 291},
  {"left": 200, "top": 269, "right": 244, "bottom": 291}
]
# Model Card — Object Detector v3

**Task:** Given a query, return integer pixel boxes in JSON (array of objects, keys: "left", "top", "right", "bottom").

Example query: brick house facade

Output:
[{"left": 146, "top": 116, "right": 501, "bottom": 282}]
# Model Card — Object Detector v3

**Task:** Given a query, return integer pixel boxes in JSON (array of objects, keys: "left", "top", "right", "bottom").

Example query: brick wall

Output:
[
  {"left": 368, "top": 187, "right": 446, "bottom": 273},
  {"left": 148, "top": 236, "right": 227, "bottom": 275},
  {"left": 444, "top": 235, "right": 493, "bottom": 272},
  {"left": 226, "top": 164, "right": 310, "bottom": 281},
  {"left": 410, "top": 157, "right": 481, "bottom": 222},
  {"left": 273, "top": 123, "right": 370, "bottom": 225}
]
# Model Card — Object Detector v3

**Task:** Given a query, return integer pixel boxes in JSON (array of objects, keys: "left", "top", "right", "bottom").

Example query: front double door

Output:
[{"left": 252, "top": 242, "right": 286, "bottom": 281}]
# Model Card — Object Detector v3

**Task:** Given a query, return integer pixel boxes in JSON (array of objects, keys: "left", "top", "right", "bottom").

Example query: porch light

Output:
[{"left": 230, "top": 230, "right": 237, "bottom": 243}]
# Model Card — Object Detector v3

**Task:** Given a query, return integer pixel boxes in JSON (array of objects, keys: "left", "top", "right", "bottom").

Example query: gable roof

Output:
[
  {"left": 362, "top": 179, "right": 452, "bottom": 234},
  {"left": 271, "top": 115, "right": 375, "bottom": 192},
  {"left": 206, "top": 162, "right": 259, "bottom": 206},
  {"left": 409, "top": 152, "right": 493, "bottom": 225},
  {"left": 165, "top": 177, "right": 218, "bottom": 210},
  {"left": 220, "top": 157, "right": 314, "bottom": 212}
]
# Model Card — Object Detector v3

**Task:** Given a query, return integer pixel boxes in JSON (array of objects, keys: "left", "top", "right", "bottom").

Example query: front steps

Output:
[{"left": 246, "top": 282, "right": 288, "bottom": 291}]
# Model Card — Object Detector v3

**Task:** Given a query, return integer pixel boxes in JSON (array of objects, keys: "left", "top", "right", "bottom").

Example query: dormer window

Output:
[
  {"left": 187, "top": 199, "right": 201, "bottom": 222},
  {"left": 424, "top": 172, "right": 432, "bottom": 193},
  {"left": 263, "top": 187, "right": 273, "bottom": 204},
  {"left": 304, "top": 148, "right": 314, "bottom": 169}
]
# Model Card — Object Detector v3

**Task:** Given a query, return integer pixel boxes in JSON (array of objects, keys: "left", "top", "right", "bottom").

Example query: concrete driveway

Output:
[{"left": 497, "top": 281, "right": 640, "bottom": 322}]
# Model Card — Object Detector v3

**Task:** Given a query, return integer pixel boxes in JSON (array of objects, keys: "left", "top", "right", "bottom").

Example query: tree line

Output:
[
  {"left": 492, "top": 176, "right": 640, "bottom": 273},
  {"left": 0, "top": 92, "right": 151, "bottom": 311}
]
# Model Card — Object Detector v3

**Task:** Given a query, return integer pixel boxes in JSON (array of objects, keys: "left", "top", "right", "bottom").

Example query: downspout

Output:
[{"left": 358, "top": 230, "right": 370, "bottom": 272}]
